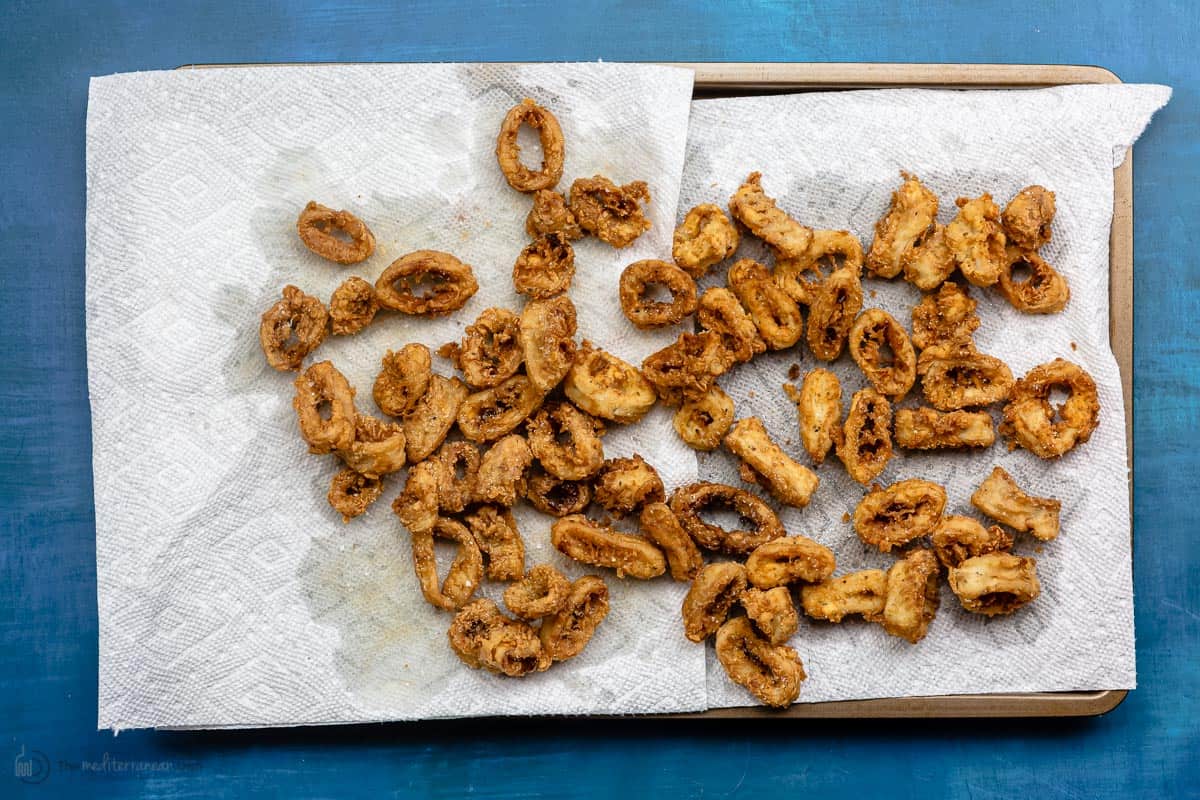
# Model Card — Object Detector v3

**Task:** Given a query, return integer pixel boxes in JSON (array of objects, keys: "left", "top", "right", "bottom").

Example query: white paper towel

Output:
[
  {"left": 677, "top": 84, "right": 1168, "bottom": 708},
  {"left": 87, "top": 63, "right": 702, "bottom": 730}
]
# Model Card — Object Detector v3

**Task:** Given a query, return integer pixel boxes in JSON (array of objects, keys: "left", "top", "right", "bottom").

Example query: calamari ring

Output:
[
  {"left": 848, "top": 308, "right": 917, "bottom": 400},
  {"left": 513, "top": 233, "right": 575, "bottom": 299},
  {"left": 392, "top": 460, "right": 439, "bottom": 534},
  {"left": 1001, "top": 185, "right": 1056, "bottom": 250},
  {"left": 296, "top": 201, "right": 375, "bottom": 264},
  {"left": 799, "top": 570, "right": 887, "bottom": 624},
  {"left": 526, "top": 401, "right": 604, "bottom": 480},
  {"left": 774, "top": 228, "right": 864, "bottom": 306},
  {"left": 997, "top": 249, "right": 1070, "bottom": 314},
  {"left": 504, "top": 563, "right": 571, "bottom": 620},
  {"left": 910, "top": 281, "right": 980, "bottom": 351},
  {"left": 866, "top": 172, "right": 938, "bottom": 279},
  {"left": 618, "top": 259, "right": 699, "bottom": 329},
  {"left": 456, "top": 375, "right": 544, "bottom": 443},
  {"left": 672, "top": 203, "right": 739, "bottom": 277},
  {"left": 457, "top": 307, "right": 523, "bottom": 389},
  {"left": 744, "top": 536, "right": 837, "bottom": 589},
  {"left": 639, "top": 502, "right": 703, "bottom": 582},
  {"left": 835, "top": 388, "right": 893, "bottom": 485},
  {"left": 432, "top": 440, "right": 480, "bottom": 514},
  {"left": 519, "top": 295, "right": 577, "bottom": 394},
  {"left": 672, "top": 383, "right": 735, "bottom": 451},
  {"left": 373, "top": 343, "right": 431, "bottom": 418},
  {"left": 260, "top": 285, "right": 329, "bottom": 371},
  {"left": 495, "top": 98, "right": 565, "bottom": 193},
  {"left": 593, "top": 454, "right": 664, "bottom": 517},
  {"left": 448, "top": 599, "right": 548, "bottom": 676},
  {"left": 1001, "top": 358, "right": 1100, "bottom": 458},
  {"left": 728, "top": 172, "right": 813, "bottom": 259},
  {"left": 563, "top": 341, "right": 656, "bottom": 424},
  {"left": 403, "top": 375, "right": 468, "bottom": 462},
  {"left": 411, "top": 517, "right": 484, "bottom": 611},
  {"left": 669, "top": 482, "right": 785, "bottom": 555},
  {"left": 292, "top": 360, "right": 356, "bottom": 454},
  {"left": 852, "top": 478, "right": 947, "bottom": 553},
  {"left": 524, "top": 468, "right": 592, "bottom": 517},
  {"left": 946, "top": 194, "right": 1007, "bottom": 287},
  {"left": 568, "top": 175, "right": 651, "bottom": 249},
  {"left": 641, "top": 332, "right": 735, "bottom": 407},
  {"left": 328, "top": 276, "right": 378, "bottom": 336},
  {"left": 931, "top": 515, "right": 1013, "bottom": 569},
  {"left": 550, "top": 515, "right": 666, "bottom": 580},
  {"left": 539, "top": 575, "right": 610, "bottom": 663},
  {"left": 727, "top": 258, "right": 804, "bottom": 350},
  {"left": 696, "top": 287, "right": 766, "bottom": 364},
  {"left": 337, "top": 413, "right": 407, "bottom": 478},
  {"left": 806, "top": 266, "right": 863, "bottom": 361},
  {"left": 783, "top": 368, "right": 842, "bottom": 466},
  {"left": 475, "top": 434, "right": 533, "bottom": 507},
  {"left": 715, "top": 616, "right": 806, "bottom": 708},
  {"left": 682, "top": 562, "right": 748, "bottom": 642},
  {"left": 948, "top": 552, "right": 1040, "bottom": 616},
  {"left": 881, "top": 548, "right": 940, "bottom": 643},
  {"left": 901, "top": 224, "right": 955, "bottom": 292},
  {"left": 740, "top": 586, "right": 799, "bottom": 645},
  {"left": 917, "top": 344, "right": 1014, "bottom": 411},
  {"left": 375, "top": 250, "right": 478, "bottom": 316},
  {"left": 464, "top": 505, "right": 525, "bottom": 582},
  {"left": 526, "top": 189, "right": 582, "bottom": 240},
  {"left": 327, "top": 467, "right": 383, "bottom": 523}
]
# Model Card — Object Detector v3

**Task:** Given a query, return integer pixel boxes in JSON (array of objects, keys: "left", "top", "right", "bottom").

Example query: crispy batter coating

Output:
[
  {"left": 836, "top": 388, "right": 893, "bottom": 485},
  {"left": 409, "top": 517, "right": 485, "bottom": 611},
  {"left": 745, "top": 535, "right": 837, "bottom": 590},
  {"left": 672, "top": 203, "right": 740, "bottom": 277},
  {"left": 946, "top": 194, "right": 1007, "bottom": 287},
  {"left": 527, "top": 401, "right": 605, "bottom": 480},
  {"left": 894, "top": 407, "right": 995, "bottom": 450},
  {"left": 1001, "top": 185, "right": 1056, "bottom": 250},
  {"left": 696, "top": 287, "right": 766, "bottom": 364},
  {"left": 432, "top": 440, "right": 480, "bottom": 514},
  {"left": 327, "top": 468, "right": 383, "bottom": 523},
  {"left": 715, "top": 616, "right": 806, "bottom": 708},
  {"left": 260, "top": 285, "right": 329, "bottom": 371},
  {"left": 593, "top": 455, "right": 665, "bottom": 517},
  {"left": 853, "top": 478, "right": 947, "bottom": 553},
  {"left": 526, "top": 189, "right": 583, "bottom": 240},
  {"left": 619, "top": 259, "right": 699, "bottom": 329},
  {"left": 524, "top": 469, "right": 592, "bottom": 517},
  {"left": 329, "top": 276, "right": 379, "bottom": 335},
  {"left": 373, "top": 343, "right": 432, "bottom": 418},
  {"left": 338, "top": 413, "right": 407, "bottom": 477},
  {"left": 512, "top": 233, "right": 576, "bottom": 299},
  {"left": 504, "top": 564, "right": 571, "bottom": 619},
  {"left": 456, "top": 374, "right": 543, "bottom": 443},
  {"left": 728, "top": 258, "right": 804, "bottom": 350},
  {"left": 784, "top": 369, "right": 842, "bottom": 466},
  {"left": 550, "top": 515, "right": 666, "bottom": 579},
  {"left": 806, "top": 266, "right": 863, "bottom": 361},
  {"left": 866, "top": 173, "right": 937, "bottom": 279},
  {"left": 539, "top": 575, "right": 610, "bottom": 663},
  {"left": 774, "top": 228, "right": 864, "bottom": 305},
  {"left": 800, "top": 570, "right": 888, "bottom": 623},
  {"left": 564, "top": 341, "right": 656, "bottom": 424},
  {"left": 728, "top": 172, "right": 813, "bottom": 259},
  {"left": 901, "top": 224, "right": 956, "bottom": 291},
  {"left": 475, "top": 434, "right": 533, "bottom": 506},
  {"left": 296, "top": 201, "right": 376, "bottom": 264},
  {"left": 464, "top": 505, "right": 525, "bottom": 581},
  {"left": 1001, "top": 358, "right": 1099, "bottom": 458},
  {"left": 448, "top": 599, "right": 548, "bottom": 676},
  {"left": 910, "top": 281, "right": 980, "bottom": 351},
  {"left": 740, "top": 586, "right": 799, "bottom": 645},
  {"left": 569, "top": 175, "right": 651, "bottom": 248},
  {"left": 669, "top": 482, "right": 785, "bottom": 555},
  {"left": 403, "top": 374, "right": 469, "bottom": 462},
  {"left": 948, "top": 552, "right": 1040, "bottom": 616},
  {"left": 930, "top": 515, "right": 1013, "bottom": 569},
  {"left": 848, "top": 308, "right": 917, "bottom": 401},
  {"left": 519, "top": 295, "right": 577, "bottom": 394},
  {"left": 455, "top": 307, "right": 523, "bottom": 389},
  {"left": 881, "top": 548, "right": 940, "bottom": 643},
  {"left": 917, "top": 343, "right": 1014, "bottom": 411},
  {"left": 375, "top": 250, "right": 479, "bottom": 316},
  {"left": 724, "top": 417, "right": 819, "bottom": 508},
  {"left": 639, "top": 502, "right": 703, "bottom": 582},
  {"left": 495, "top": 98, "right": 565, "bottom": 193},
  {"left": 682, "top": 562, "right": 748, "bottom": 642},
  {"left": 673, "top": 383, "right": 736, "bottom": 451},
  {"left": 971, "top": 465, "right": 1062, "bottom": 541},
  {"left": 642, "top": 331, "right": 735, "bottom": 407},
  {"left": 292, "top": 360, "right": 356, "bottom": 454},
  {"left": 392, "top": 460, "right": 440, "bottom": 535},
  {"left": 998, "top": 249, "right": 1070, "bottom": 314}
]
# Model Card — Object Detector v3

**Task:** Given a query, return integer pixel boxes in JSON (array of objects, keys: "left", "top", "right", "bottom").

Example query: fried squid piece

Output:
[
  {"left": 848, "top": 308, "right": 917, "bottom": 401},
  {"left": 292, "top": 361, "right": 356, "bottom": 454},
  {"left": 451, "top": 307, "right": 523, "bottom": 389},
  {"left": 910, "top": 281, "right": 980, "bottom": 351},
  {"left": 853, "top": 478, "right": 947, "bottom": 553},
  {"left": 338, "top": 413, "right": 407, "bottom": 477},
  {"left": 569, "top": 175, "right": 651, "bottom": 248},
  {"left": 948, "top": 552, "right": 1040, "bottom": 616},
  {"left": 930, "top": 515, "right": 1013, "bottom": 569},
  {"left": 329, "top": 276, "right": 379, "bottom": 335},
  {"left": 784, "top": 369, "right": 842, "bottom": 466},
  {"left": 495, "top": 98, "right": 565, "bottom": 193},
  {"left": 639, "top": 502, "right": 703, "bottom": 582},
  {"left": 641, "top": 332, "right": 735, "bottom": 407},
  {"left": 1001, "top": 358, "right": 1099, "bottom": 458},
  {"left": 1001, "top": 185, "right": 1056, "bottom": 250},
  {"left": 392, "top": 460, "right": 440, "bottom": 535},
  {"left": 464, "top": 505, "right": 525, "bottom": 581},
  {"left": 475, "top": 434, "right": 533, "bottom": 507},
  {"left": 456, "top": 375, "right": 543, "bottom": 443},
  {"left": 806, "top": 266, "right": 863, "bottom": 361},
  {"left": 504, "top": 564, "right": 571, "bottom": 619},
  {"left": 296, "top": 201, "right": 375, "bottom": 264},
  {"left": 800, "top": 570, "right": 888, "bottom": 623},
  {"left": 619, "top": 259, "right": 699, "bottom": 329},
  {"left": 745, "top": 536, "right": 837, "bottom": 589},
  {"left": 894, "top": 407, "right": 995, "bottom": 450},
  {"left": 728, "top": 172, "right": 813, "bottom": 259},
  {"left": 432, "top": 440, "right": 479, "bottom": 514},
  {"left": 881, "top": 548, "right": 940, "bottom": 644},
  {"left": 740, "top": 586, "right": 799, "bottom": 645},
  {"left": 672, "top": 203, "right": 739, "bottom": 277},
  {"left": 327, "top": 468, "right": 383, "bottom": 523},
  {"left": 715, "top": 617, "right": 806, "bottom": 708},
  {"left": 673, "top": 383, "right": 736, "bottom": 451},
  {"left": 518, "top": 295, "right": 577, "bottom": 394},
  {"left": 403, "top": 375, "right": 469, "bottom": 462},
  {"left": 917, "top": 344, "right": 1014, "bottom": 411},
  {"left": 373, "top": 343, "right": 432, "bottom": 418},
  {"left": 774, "top": 228, "right": 864, "bottom": 306},
  {"left": 697, "top": 287, "right": 766, "bottom": 364},
  {"left": 669, "top": 482, "right": 785, "bottom": 555},
  {"left": 512, "top": 233, "right": 575, "bottom": 299},
  {"left": 682, "top": 562, "right": 748, "bottom": 642},
  {"left": 550, "top": 515, "right": 666, "bottom": 579},
  {"left": 539, "top": 575, "right": 610, "bottom": 663},
  {"left": 524, "top": 469, "right": 591, "bottom": 517},
  {"left": 971, "top": 466, "right": 1062, "bottom": 541},
  {"left": 527, "top": 401, "right": 604, "bottom": 480},
  {"left": 593, "top": 455, "right": 664, "bottom": 517},
  {"left": 866, "top": 172, "right": 937, "bottom": 279},
  {"left": 946, "top": 194, "right": 1007, "bottom": 287},
  {"left": 727, "top": 258, "right": 804, "bottom": 350},
  {"left": 564, "top": 341, "right": 656, "bottom": 424},
  {"left": 375, "top": 250, "right": 479, "bottom": 316},
  {"left": 448, "top": 599, "right": 548, "bottom": 676},
  {"left": 526, "top": 189, "right": 582, "bottom": 240},
  {"left": 724, "top": 417, "right": 819, "bottom": 508},
  {"left": 260, "top": 285, "right": 329, "bottom": 371},
  {"left": 901, "top": 224, "right": 955, "bottom": 291},
  {"left": 836, "top": 388, "right": 893, "bottom": 485},
  {"left": 998, "top": 249, "right": 1070, "bottom": 314},
  {"left": 411, "top": 518, "right": 484, "bottom": 611}
]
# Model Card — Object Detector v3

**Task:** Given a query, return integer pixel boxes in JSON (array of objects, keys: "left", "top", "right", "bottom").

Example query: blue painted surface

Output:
[{"left": 1, "top": 0, "right": 1197, "bottom": 797}]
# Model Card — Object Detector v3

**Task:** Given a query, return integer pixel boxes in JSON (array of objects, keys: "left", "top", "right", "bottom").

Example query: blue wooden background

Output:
[{"left": 2, "top": 1, "right": 1196, "bottom": 797}]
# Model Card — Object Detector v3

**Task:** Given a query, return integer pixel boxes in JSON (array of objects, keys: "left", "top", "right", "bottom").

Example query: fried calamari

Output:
[
  {"left": 1001, "top": 185, "right": 1056, "bottom": 250},
  {"left": 848, "top": 308, "right": 917, "bottom": 400},
  {"left": 392, "top": 460, "right": 440, "bottom": 534},
  {"left": 910, "top": 281, "right": 980, "bottom": 351},
  {"left": 260, "top": 285, "right": 328, "bottom": 371},
  {"left": 881, "top": 547, "right": 940, "bottom": 644},
  {"left": 998, "top": 249, "right": 1069, "bottom": 314},
  {"left": 740, "top": 586, "right": 799, "bottom": 645},
  {"left": 455, "top": 307, "right": 523, "bottom": 389},
  {"left": 519, "top": 295, "right": 577, "bottom": 394},
  {"left": 569, "top": 175, "right": 651, "bottom": 248},
  {"left": 432, "top": 440, "right": 480, "bottom": 514},
  {"left": 853, "top": 478, "right": 947, "bottom": 553},
  {"left": 375, "top": 250, "right": 478, "bottom": 316},
  {"left": 449, "top": 599, "right": 548, "bottom": 676},
  {"left": 745, "top": 536, "right": 837, "bottom": 589},
  {"left": 728, "top": 172, "right": 812, "bottom": 259},
  {"left": 526, "top": 189, "right": 583, "bottom": 240},
  {"left": 539, "top": 575, "right": 610, "bottom": 663},
  {"left": 1001, "top": 358, "right": 1099, "bottom": 458},
  {"left": 642, "top": 331, "right": 735, "bottom": 407},
  {"left": 524, "top": 469, "right": 591, "bottom": 517},
  {"left": 456, "top": 374, "right": 543, "bottom": 443},
  {"left": 593, "top": 454, "right": 664, "bottom": 517},
  {"left": 465, "top": 505, "right": 525, "bottom": 581},
  {"left": 784, "top": 369, "right": 842, "bottom": 466},
  {"left": 496, "top": 98, "right": 565, "bottom": 193},
  {"left": 327, "top": 467, "right": 383, "bottom": 523},
  {"left": 917, "top": 344, "right": 1014, "bottom": 411},
  {"left": 971, "top": 465, "right": 1062, "bottom": 541},
  {"left": 894, "top": 407, "right": 995, "bottom": 450},
  {"left": 550, "top": 515, "right": 666, "bottom": 580},
  {"left": 672, "top": 383, "right": 735, "bottom": 451},
  {"left": 512, "top": 233, "right": 575, "bottom": 299},
  {"left": 403, "top": 374, "right": 468, "bottom": 462},
  {"left": 669, "top": 482, "right": 785, "bottom": 555},
  {"left": 696, "top": 287, "right": 766, "bottom": 364},
  {"left": 639, "top": 502, "right": 703, "bottom": 582},
  {"left": 774, "top": 228, "right": 863, "bottom": 305},
  {"left": 672, "top": 203, "right": 739, "bottom": 277},
  {"left": 329, "top": 276, "right": 379, "bottom": 335},
  {"left": 411, "top": 518, "right": 484, "bottom": 611},
  {"left": 682, "top": 562, "right": 748, "bottom": 642},
  {"left": 835, "top": 388, "right": 893, "bottom": 485},
  {"left": 475, "top": 434, "right": 533, "bottom": 506},
  {"left": 504, "top": 563, "right": 571, "bottom": 619},
  {"left": 948, "top": 552, "right": 1040, "bottom": 616},
  {"left": 946, "top": 194, "right": 1007, "bottom": 287},
  {"left": 866, "top": 173, "right": 937, "bottom": 279},
  {"left": 930, "top": 515, "right": 1013, "bottom": 569},
  {"left": 564, "top": 341, "right": 656, "bottom": 424},
  {"left": 293, "top": 360, "right": 356, "bottom": 454},
  {"left": 728, "top": 258, "right": 804, "bottom": 351},
  {"left": 619, "top": 259, "right": 698, "bottom": 329},
  {"left": 715, "top": 616, "right": 806, "bottom": 708},
  {"left": 724, "top": 417, "right": 819, "bottom": 508},
  {"left": 338, "top": 413, "right": 407, "bottom": 477},
  {"left": 527, "top": 401, "right": 605, "bottom": 480},
  {"left": 806, "top": 266, "right": 863, "bottom": 361},
  {"left": 373, "top": 343, "right": 431, "bottom": 418},
  {"left": 297, "top": 201, "right": 375, "bottom": 264},
  {"left": 901, "top": 224, "right": 955, "bottom": 291},
  {"left": 800, "top": 570, "right": 888, "bottom": 624}
]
